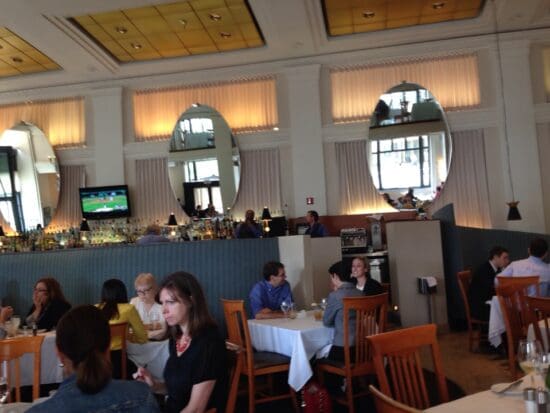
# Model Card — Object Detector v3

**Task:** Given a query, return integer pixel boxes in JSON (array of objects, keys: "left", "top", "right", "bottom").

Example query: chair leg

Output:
[
  {"left": 226, "top": 358, "right": 242, "bottom": 413},
  {"left": 290, "top": 388, "right": 300, "bottom": 413},
  {"left": 346, "top": 374, "right": 355, "bottom": 413},
  {"left": 248, "top": 375, "right": 256, "bottom": 413}
]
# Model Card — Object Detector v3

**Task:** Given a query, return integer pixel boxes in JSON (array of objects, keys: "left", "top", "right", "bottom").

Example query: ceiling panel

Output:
[
  {"left": 70, "top": 0, "right": 264, "bottom": 63},
  {"left": 323, "top": 0, "right": 486, "bottom": 36},
  {"left": 0, "top": 28, "right": 60, "bottom": 78}
]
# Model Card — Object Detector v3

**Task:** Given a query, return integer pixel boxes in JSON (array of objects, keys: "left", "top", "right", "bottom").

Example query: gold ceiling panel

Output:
[
  {"left": 323, "top": 0, "right": 485, "bottom": 36},
  {"left": 0, "top": 28, "right": 60, "bottom": 78},
  {"left": 70, "top": 0, "right": 264, "bottom": 63}
]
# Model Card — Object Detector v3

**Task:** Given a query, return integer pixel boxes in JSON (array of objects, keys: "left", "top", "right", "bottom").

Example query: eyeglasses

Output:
[
  {"left": 34, "top": 288, "right": 48, "bottom": 293},
  {"left": 136, "top": 286, "right": 153, "bottom": 296}
]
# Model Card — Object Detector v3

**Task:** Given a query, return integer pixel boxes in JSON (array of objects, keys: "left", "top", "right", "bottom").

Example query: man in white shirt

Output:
[{"left": 497, "top": 238, "right": 550, "bottom": 296}]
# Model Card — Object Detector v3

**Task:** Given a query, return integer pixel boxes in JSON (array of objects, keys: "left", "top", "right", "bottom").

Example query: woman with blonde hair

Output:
[
  {"left": 130, "top": 273, "right": 166, "bottom": 339},
  {"left": 350, "top": 256, "right": 384, "bottom": 296}
]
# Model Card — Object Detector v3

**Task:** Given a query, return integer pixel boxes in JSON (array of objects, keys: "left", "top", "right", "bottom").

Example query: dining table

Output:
[
  {"left": 247, "top": 311, "right": 334, "bottom": 391},
  {"left": 488, "top": 296, "right": 505, "bottom": 347}
]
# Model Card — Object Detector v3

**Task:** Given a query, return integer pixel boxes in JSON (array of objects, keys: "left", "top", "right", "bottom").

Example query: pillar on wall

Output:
[
  {"left": 282, "top": 65, "right": 327, "bottom": 218},
  {"left": 88, "top": 87, "right": 125, "bottom": 186},
  {"left": 498, "top": 39, "right": 546, "bottom": 233}
]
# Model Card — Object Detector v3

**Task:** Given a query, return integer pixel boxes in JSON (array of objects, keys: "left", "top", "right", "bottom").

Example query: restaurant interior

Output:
[{"left": 0, "top": 0, "right": 549, "bottom": 411}]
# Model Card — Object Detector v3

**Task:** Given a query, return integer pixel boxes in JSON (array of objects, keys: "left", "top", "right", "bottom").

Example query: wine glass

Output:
[
  {"left": 517, "top": 339, "right": 542, "bottom": 375},
  {"left": 320, "top": 298, "right": 328, "bottom": 311},
  {"left": 0, "top": 376, "right": 8, "bottom": 404},
  {"left": 280, "top": 301, "right": 290, "bottom": 317}
]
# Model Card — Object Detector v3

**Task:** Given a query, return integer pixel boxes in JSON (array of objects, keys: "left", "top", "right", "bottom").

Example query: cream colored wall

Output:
[{"left": 4, "top": 30, "right": 550, "bottom": 233}]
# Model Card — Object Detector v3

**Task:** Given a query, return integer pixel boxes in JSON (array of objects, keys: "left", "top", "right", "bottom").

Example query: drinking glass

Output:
[
  {"left": 517, "top": 339, "right": 543, "bottom": 375},
  {"left": 10, "top": 316, "right": 20, "bottom": 333},
  {"left": 0, "top": 376, "right": 8, "bottom": 404},
  {"left": 280, "top": 301, "right": 290, "bottom": 317},
  {"left": 150, "top": 313, "right": 160, "bottom": 330},
  {"left": 320, "top": 298, "right": 328, "bottom": 311},
  {"left": 535, "top": 353, "right": 550, "bottom": 382}
]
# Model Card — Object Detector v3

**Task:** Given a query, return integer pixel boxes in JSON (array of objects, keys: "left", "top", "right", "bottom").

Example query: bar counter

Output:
[{"left": 0, "top": 238, "right": 279, "bottom": 325}]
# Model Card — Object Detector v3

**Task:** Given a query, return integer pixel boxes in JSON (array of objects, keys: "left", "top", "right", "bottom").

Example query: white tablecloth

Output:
[
  {"left": 247, "top": 312, "right": 334, "bottom": 391},
  {"left": 128, "top": 340, "right": 169, "bottom": 381},
  {"left": 488, "top": 296, "right": 505, "bottom": 347},
  {"left": 0, "top": 402, "right": 33, "bottom": 413},
  {"left": 424, "top": 390, "right": 524, "bottom": 413}
]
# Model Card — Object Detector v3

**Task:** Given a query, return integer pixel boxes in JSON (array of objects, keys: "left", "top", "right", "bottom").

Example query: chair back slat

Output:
[
  {"left": 497, "top": 275, "right": 540, "bottom": 296},
  {"left": 526, "top": 296, "right": 550, "bottom": 353},
  {"left": 457, "top": 270, "right": 473, "bottom": 324},
  {"left": 0, "top": 335, "right": 45, "bottom": 401},
  {"left": 342, "top": 293, "right": 387, "bottom": 366},
  {"left": 368, "top": 324, "right": 449, "bottom": 409},
  {"left": 109, "top": 322, "right": 128, "bottom": 379},
  {"left": 221, "top": 299, "right": 254, "bottom": 373},
  {"left": 369, "top": 385, "right": 423, "bottom": 413}
]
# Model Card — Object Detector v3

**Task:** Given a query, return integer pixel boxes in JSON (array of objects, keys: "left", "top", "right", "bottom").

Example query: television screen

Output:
[{"left": 79, "top": 185, "right": 131, "bottom": 220}]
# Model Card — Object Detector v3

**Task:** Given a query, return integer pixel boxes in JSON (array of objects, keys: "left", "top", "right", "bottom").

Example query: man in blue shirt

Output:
[
  {"left": 249, "top": 261, "right": 293, "bottom": 319},
  {"left": 304, "top": 210, "right": 329, "bottom": 238}
]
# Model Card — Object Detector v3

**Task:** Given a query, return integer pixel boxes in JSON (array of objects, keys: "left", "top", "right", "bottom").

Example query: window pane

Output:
[
  {"left": 379, "top": 150, "right": 420, "bottom": 189},
  {"left": 421, "top": 136, "right": 428, "bottom": 146},
  {"left": 194, "top": 188, "right": 209, "bottom": 208},
  {"left": 379, "top": 140, "right": 392, "bottom": 152},
  {"left": 393, "top": 138, "right": 405, "bottom": 150},
  {"left": 211, "top": 187, "right": 223, "bottom": 213},
  {"left": 194, "top": 159, "right": 219, "bottom": 181},
  {"left": 370, "top": 141, "right": 378, "bottom": 153},
  {"left": 406, "top": 137, "right": 419, "bottom": 149},
  {"left": 423, "top": 148, "right": 431, "bottom": 186},
  {"left": 370, "top": 155, "right": 379, "bottom": 188}
]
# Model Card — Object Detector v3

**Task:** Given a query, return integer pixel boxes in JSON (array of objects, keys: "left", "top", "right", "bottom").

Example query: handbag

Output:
[{"left": 301, "top": 380, "right": 333, "bottom": 413}]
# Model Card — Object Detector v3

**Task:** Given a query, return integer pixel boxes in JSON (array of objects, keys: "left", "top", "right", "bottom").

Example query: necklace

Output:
[{"left": 176, "top": 334, "right": 192, "bottom": 356}]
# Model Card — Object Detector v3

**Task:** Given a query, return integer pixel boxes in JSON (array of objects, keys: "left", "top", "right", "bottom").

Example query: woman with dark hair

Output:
[
  {"left": 27, "top": 305, "right": 159, "bottom": 412},
  {"left": 350, "top": 257, "right": 384, "bottom": 296},
  {"left": 26, "top": 277, "right": 71, "bottom": 331},
  {"left": 97, "top": 278, "right": 147, "bottom": 377},
  {"left": 136, "top": 271, "right": 227, "bottom": 413}
]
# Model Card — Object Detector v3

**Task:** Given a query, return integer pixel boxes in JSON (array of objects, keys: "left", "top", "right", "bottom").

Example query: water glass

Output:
[
  {"left": 0, "top": 376, "right": 8, "bottom": 404},
  {"left": 518, "top": 339, "right": 543, "bottom": 375},
  {"left": 150, "top": 313, "right": 160, "bottom": 330},
  {"left": 280, "top": 301, "right": 290, "bottom": 317},
  {"left": 320, "top": 298, "right": 328, "bottom": 311},
  {"left": 10, "top": 316, "right": 20, "bottom": 333}
]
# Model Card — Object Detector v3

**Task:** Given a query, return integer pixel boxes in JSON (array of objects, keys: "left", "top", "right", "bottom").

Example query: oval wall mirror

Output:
[
  {"left": 367, "top": 82, "right": 452, "bottom": 210},
  {"left": 168, "top": 104, "right": 241, "bottom": 217},
  {"left": 0, "top": 121, "right": 60, "bottom": 232}
]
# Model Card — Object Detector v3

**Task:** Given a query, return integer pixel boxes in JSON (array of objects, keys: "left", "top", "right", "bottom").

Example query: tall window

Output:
[{"left": 370, "top": 136, "right": 430, "bottom": 190}]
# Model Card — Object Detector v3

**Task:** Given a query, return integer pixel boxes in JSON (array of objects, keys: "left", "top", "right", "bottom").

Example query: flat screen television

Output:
[{"left": 79, "top": 185, "right": 131, "bottom": 220}]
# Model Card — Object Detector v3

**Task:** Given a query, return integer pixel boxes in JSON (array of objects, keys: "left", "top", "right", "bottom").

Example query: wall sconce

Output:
[
  {"left": 167, "top": 213, "right": 178, "bottom": 236},
  {"left": 79, "top": 218, "right": 90, "bottom": 242},
  {"left": 261, "top": 206, "right": 272, "bottom": 234},
  {"left": 506, "top": 201, "right": 522, "bottom": 221}
]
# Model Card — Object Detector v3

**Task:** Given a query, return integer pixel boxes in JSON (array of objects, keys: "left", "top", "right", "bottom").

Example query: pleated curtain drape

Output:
[
  {"left": 0, "top": 98, "right": 85, "bottom": 147},
  {"left": 232, "top": 148, "right": 282, "bottom": 219},
  {"left": 335, "top": 140, "right": 394, "bottom": 214},
  {"left": 331, "top": 54, "right": 480, "bottom": 123},
  {"left": 430, "top": 129, "right": 492, "bottom": 228},
  {"left": 49, "top": 165, "right": 87, "bottom": 229},
  {"left": 133, "top": 158, "right": 189, "bottom": 225}
]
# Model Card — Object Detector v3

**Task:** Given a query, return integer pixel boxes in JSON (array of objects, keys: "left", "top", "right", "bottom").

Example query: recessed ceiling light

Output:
[
  {"left": 178, "top": 19, "right": 187, "bottom": 26},
  {"left": 432, "top": 2, "right": 445, "bottom": 9},
  {"left": 11, "top": 57, "right": 23, "bottom": 63},
  {"left": 209, "top": 13, "right": 222, "bottom": 22},
  {"left": 131, "top": 43, "right": 142, "bottom": 50},
  {"left": 192, "top": 103, "right": 200, "bottom": 107},
  {"left": 220, "top": 32, "right": 232, "bottom": 39},
  {"left": 115, "top": 26, "right": 128, "bottom": 34},
  {"left": 273, "top": 127, "right": 279, "bottom": 131},
  {"left": 362, "top": 10, "right": 375, "bottom": 18}
]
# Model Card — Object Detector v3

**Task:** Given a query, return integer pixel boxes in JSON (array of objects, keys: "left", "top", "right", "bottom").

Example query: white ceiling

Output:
[{"left": 0, "top": 0, "right": 548, "bottom": 95}]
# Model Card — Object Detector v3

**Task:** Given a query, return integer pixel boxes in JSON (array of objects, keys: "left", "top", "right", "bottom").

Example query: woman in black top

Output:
[
  {"left": 26, "top": 277, "right": 71, "bottom": 330},
  {"left": 136, "top": 271, "right": 226, "bottom": 413},
  {"left": 350, "top": 257, "right": 384, "bottom": 296}
]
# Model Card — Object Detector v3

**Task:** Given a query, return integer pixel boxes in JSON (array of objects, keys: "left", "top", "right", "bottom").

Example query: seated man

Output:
[
  {"left": 468, "top": 246, "right": 509, "bottom": 322},
  {"left": 304, "top": 210, "right": 329, "bottom": 238},
  {"left": 136, "top": 224, "right": 170, "bottom": 245},
  {"left": 249, "top": 261, "right": 293, "bottom": 319},
  {"left": 497, "top": 238, "right": 550, "bottom": 296}
]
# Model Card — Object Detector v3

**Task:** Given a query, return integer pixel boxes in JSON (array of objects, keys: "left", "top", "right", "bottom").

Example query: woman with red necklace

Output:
[{"left": 136, "top": 272, "right": 226, "bottom": 413}]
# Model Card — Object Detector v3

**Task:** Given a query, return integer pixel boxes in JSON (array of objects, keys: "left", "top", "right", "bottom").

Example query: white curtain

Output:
[
  {"left": 335, "top": 140, "right": 394, "bottom": 214},
  {"left": 48, "top": 165, "right": 86, "bottom": 229},
  {"left": 133, "top": 77, "right": 278, "bottom": 141},
  {"left": 430, "top": 129, "right": 492, "bottom": 228},
  {"left": 232, "top": 148, "right": 282, "bottom": 219},
  {"left": 134, "top": 158, "right": 189, "bottom": 225},
  {"left": 537, "top": 122, "right": 550, "bottom": 230},
  {"left": 331, "top": 54, "right": 480, "bottom": 123},
  {"left": 0, "top": 98, "right": 85, "bottom": 147}
]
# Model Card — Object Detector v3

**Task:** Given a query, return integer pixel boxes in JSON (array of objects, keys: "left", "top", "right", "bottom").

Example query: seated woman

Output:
[
  {"left": 129, "top": 273, "right": 167, "bottom": 340},
  {"left": 97, "top": 278, "right": 147, "bottom": 378},
  {"left": 26, "top": 277, "right": 71, "bottom": 331},
  {"left": 136, "top": 271, "right": 227, "bottom": 413},
  {"left": 27, "top": 305, "right": 159, "bottom": 413},
  {"left": 350, "top": 257, "right": 384, "bottom": 296},
  {"left": 323, "top": 261, "right": 364, "bottom": 362}
]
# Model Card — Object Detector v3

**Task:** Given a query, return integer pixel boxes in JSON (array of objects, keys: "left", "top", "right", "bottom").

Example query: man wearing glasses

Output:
[{"left": 249, "top": 261, "right": 293, "bottom": 319}]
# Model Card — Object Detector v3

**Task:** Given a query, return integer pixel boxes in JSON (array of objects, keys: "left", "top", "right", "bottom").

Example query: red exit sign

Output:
[{"left": 306, "top": 197, "right": 314, "bottom": 205}]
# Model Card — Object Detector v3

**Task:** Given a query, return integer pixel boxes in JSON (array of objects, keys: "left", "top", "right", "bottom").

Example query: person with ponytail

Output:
[{"left": 27, "top": 305, "right": 159, "bottom": 412}]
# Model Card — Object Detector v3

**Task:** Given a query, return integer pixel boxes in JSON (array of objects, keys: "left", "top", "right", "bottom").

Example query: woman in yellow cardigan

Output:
[{"left": 97, "top": 278, "right": 147, "bottom": 378}]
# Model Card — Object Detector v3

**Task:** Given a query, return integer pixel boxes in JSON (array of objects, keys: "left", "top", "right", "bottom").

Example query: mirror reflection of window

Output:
[{"left": 173, "top": 118, "right": 215, "bottom": 150}]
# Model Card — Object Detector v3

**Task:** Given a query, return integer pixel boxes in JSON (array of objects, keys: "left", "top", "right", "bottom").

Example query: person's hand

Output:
[
  {"left": 134, "top": 367, "right": 155, "bottom": 387},
  {"left": 0, "top": 306, "right": 13, "bottom": 323}
]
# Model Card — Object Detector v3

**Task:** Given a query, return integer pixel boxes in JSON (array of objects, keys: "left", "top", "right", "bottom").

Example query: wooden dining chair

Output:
[
  {"left": 496, "top": 283, "right": 534, "bottom": 379},
  {"left": 496, "top": 275, "right": 540, "bottom": 295},
  {"left": 526, "top": 296, "right": 550, "bottom": 352},
  {"left": 456, "top": 270, "right": 488, "bottom": 352},
  {"left": 367, "top": 324, "right": 449, "bottom": 410},
  {"left": 109, "top": 322, "right": 128, "bottom": 379},
  {"left": 316, "top": 293, "right": 388, "bottom": 413},
  {"left": 221, "top": 299, "right": 298, "bottom": 413},
  {"left": 0, "top": 335, "right": 45, "bottom": 402},
  {"left": 369, "top": 385, "right": 422, "bottom": 413}
]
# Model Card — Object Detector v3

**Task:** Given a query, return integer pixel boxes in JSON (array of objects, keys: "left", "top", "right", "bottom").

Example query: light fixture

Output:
[
  {"left": 362, "top": 10, "right": 375, "bottom": 18},
  {"left": 131, "top": 43, "right": 142, "bottom": 50},
  {"left": 167, "top": 212, "right": 178, "bottom": 226},
  {"left": 273, "top": 126, "right": 279, "bottom": 131},
  {"left": 115, "top": 26, "right": 128, "bottom": 34},
  {"left": 178, "top": 19, "right": 187, "bottom": 26},
  {"left": 192, "top": 103, "right": 200, "bottom": 107},
  {"left": 491, "top": 0, "right": 521, "bottom": 221},
  {"left": 220, "top": 32, "right": 232, "bottom": 39},
  {"left": 11, "top": 57, "right": 23, "bottom": 63},
  {"left": 432, "top": 2, "right": 445, "bottom": 10},
  {"left": 209, "top": 13, "right": 222, "bottom": 21},
  {"left": 261, "top": 206, "right": 272, "bottom": 234},
  {"left": 79, "top": 218, "right": 90, "bottom": 232}
]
